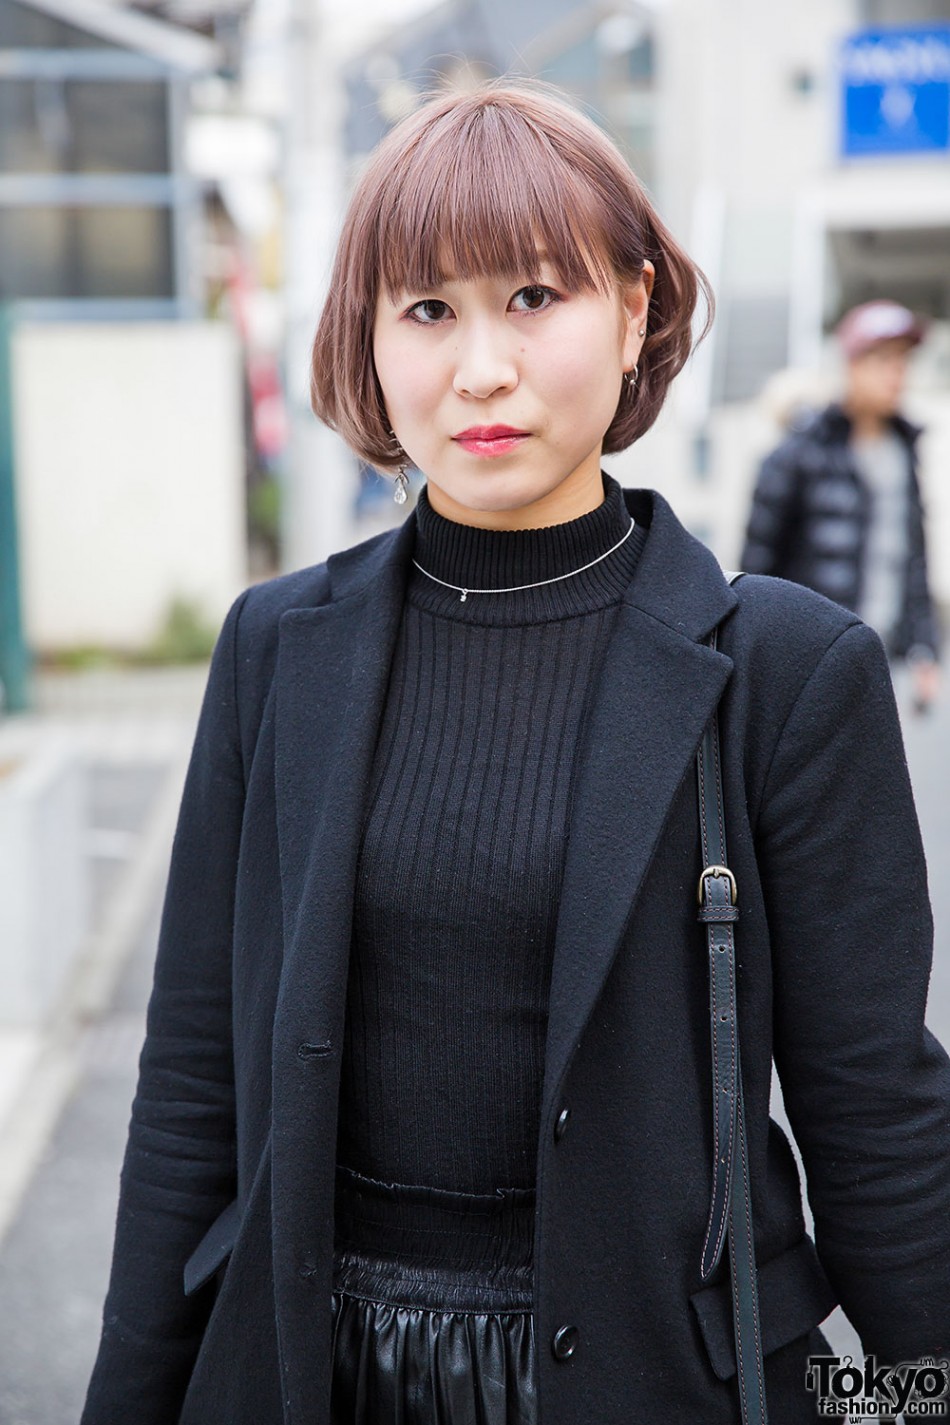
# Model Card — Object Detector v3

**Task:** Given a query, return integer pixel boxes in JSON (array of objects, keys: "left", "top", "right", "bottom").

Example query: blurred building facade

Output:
[
  {"left": 0, "top": 0, "right": 216, "bottom": 316},
  {"left": 0, "top": 0, "right": 249, "bottom": 666},
  {"left": 343, "top": 0, "right": 656, "bottom": 190}
]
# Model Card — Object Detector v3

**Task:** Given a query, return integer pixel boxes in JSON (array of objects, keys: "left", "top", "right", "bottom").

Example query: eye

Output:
[
  {"left": 405, "top": 299, "right": 452, "bottom": 325},
  {"left": 511, "top": 285, "right": 560, "bottom": 313}
]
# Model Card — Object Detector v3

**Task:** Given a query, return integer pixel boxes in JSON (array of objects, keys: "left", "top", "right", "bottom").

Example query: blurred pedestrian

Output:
[
  {"left": 741, "top": 299, "right": 941, "bottom": 713},
  {"left": 81, "top": 84, "right": 950, "bottom": 1425}
]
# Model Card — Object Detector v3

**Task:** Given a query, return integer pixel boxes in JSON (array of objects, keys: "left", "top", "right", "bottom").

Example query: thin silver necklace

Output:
[{"left": 412, "top": 516, "right": 636, "bottom": 603}]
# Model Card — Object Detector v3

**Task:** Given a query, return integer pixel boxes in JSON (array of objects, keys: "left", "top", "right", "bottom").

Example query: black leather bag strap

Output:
[{"left": 696, "top": 570, "right": 768, "bottom": 1425}]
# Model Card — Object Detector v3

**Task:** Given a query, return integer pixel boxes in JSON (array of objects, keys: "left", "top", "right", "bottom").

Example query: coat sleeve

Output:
[
  {"left": 740, "top": 440, "right": 804, "bottom": 579},
  {"left": 81, "top": 586, "right": 251, "bottom": 1424},
  {"left": 755, "top": 619, "right": 950, "bottom": 1361}
]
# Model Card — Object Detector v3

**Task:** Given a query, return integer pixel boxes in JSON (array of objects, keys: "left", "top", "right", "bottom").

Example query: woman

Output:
[{"left": 82, "top": 80, "right": 950, "bottom": 1425}]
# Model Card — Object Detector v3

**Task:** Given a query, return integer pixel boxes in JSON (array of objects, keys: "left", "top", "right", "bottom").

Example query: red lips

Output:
[
  {"left": 452, "top": 424, "right": 532, "bottom": 459},
  {"left": 453, "top": 425, "right": 529, "bottom": 440}
]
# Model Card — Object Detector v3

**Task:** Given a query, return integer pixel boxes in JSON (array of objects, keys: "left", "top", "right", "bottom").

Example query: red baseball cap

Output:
[{"left": 835, "top": 300, "right": 927, "bottom": 359}]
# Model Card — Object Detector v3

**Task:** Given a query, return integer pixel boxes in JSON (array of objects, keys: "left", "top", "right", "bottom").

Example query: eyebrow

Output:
[{"left": 387, "top": 251, "right": 558, "bottom": 303}]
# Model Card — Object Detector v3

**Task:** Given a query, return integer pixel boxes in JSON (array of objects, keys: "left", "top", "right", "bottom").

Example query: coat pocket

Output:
[
  {"left": 183, "top": 1198, "right": 242, "bottom": 1297},
  {"left": 688, "top": 1234, "right": 838, "bottom": 1381}
]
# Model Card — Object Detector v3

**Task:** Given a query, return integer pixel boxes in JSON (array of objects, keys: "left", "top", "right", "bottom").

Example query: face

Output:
[
  {"left": 372, "top": 254, "right": 654, "bottom": 529},
  {"left": 845, "top": 337, "right": 915, "bottom": 419}
]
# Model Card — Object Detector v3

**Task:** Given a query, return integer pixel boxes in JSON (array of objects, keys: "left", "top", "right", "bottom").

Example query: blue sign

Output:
[{"left": 840, "top": 26, "right": 950, "bottom": 156}]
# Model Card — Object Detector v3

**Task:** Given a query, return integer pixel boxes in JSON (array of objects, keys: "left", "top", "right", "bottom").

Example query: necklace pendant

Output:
[{"left": 460, "top": 590, "right": 468, "bottom": 602}]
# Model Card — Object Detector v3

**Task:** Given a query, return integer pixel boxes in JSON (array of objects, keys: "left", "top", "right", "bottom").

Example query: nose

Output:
[{"left": 452, "top": 321, "right": 519, "bottom": 400}]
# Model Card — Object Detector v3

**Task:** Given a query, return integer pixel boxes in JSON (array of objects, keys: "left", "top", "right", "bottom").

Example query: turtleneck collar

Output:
[{"left": 407, "top": 470, "right": 646, "bottom": 626}]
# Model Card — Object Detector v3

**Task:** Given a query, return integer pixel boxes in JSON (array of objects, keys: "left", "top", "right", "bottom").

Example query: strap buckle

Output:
[{"left": 697, "top": 864, "right": 738, "bottom": 907}]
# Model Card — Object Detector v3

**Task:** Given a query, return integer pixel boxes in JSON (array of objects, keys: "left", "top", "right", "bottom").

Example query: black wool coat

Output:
[
  {"left": 740, "top": 402, "right": 941, "bottom": 661},
  {"left": 82, "top": 486, "right": 950, "bottom": 1425}
]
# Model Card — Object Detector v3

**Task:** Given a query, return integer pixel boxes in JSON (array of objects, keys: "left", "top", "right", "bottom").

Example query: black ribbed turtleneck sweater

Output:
[{"left": 336, "top": 470, "right": 647, "bottom": 1195}]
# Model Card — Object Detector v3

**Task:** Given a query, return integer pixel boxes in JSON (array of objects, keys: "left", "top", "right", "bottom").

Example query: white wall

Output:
[
  {"left": 0, "top": 732, "right": 88, "bottom": 1027},
  {"left": 655, "top": 0, "right": 857, "bottom": 261},
  {"left": 12, "top": 321, "right": 246, "bottom": 651}
]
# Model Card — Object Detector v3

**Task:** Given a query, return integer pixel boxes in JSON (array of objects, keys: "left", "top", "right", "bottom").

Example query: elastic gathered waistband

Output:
[
  {"left": 331, "top": 1246, "right": 535, "bottom": 1312},
  {"left": 333, "top": 1162, "right": 536, "bottom": 1283}
]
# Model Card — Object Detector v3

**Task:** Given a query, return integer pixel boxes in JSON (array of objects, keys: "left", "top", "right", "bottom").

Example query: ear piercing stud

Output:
[{"left": 624, "top": 328, "right": 646, "bottom": 386}]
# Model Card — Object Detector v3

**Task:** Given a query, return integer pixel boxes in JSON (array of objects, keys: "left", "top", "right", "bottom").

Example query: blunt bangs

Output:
[
  {"left": 374, "top": 104, "right": 614, "bottom": 302},
  {"left": 311, "top": 78, "right": 714, "bottom": 473}
]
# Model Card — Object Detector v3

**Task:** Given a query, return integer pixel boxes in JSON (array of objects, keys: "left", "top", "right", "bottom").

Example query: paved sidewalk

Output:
[
  {"left": 0, "top": 667, "right": 207, "bottom": 1252},
  {"left": 0, "top": 895, "right": 163, "bottom": 1425},
  {"left": 0, "top": 667, "right": 207, "bottom": 1424}
]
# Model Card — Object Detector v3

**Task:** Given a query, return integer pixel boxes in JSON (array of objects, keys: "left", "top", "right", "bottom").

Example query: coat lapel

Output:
[
  {"left": 272, "top": 515, "right": 417, "bottom": 1052},
  {"left": 539, "top": 494, "right": 736, "bottom": 1134}
]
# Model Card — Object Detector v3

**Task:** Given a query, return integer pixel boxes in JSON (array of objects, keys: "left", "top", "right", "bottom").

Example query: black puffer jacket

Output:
[{"left": 740, "top": 402, "right": 941, "bottom": 661}]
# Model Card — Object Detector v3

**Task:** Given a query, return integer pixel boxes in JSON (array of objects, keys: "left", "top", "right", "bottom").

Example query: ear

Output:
[{"left": 620, "top": 260, "right": 655, "bottom": 370}]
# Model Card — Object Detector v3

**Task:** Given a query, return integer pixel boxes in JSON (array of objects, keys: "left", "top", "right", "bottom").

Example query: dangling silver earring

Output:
[
  {"left": 388, "top": 428, "right": 410, "bottom": 505},
  {"left": 393, "top": 468, "right": 410, "bottom": 505}
]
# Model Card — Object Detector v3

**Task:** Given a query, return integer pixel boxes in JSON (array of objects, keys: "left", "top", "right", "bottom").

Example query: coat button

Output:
[
  {"left": 554, "top": 1107, "right": 571, "bottom": 1142},
  {"left": 552, "top": 1324, "right": 579, "bottom": 1360}
]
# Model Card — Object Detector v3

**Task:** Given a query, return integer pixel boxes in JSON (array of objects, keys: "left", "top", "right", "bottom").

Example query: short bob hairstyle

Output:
[{"left": 311, "top": 77, "right": 714, "bottom": 473}]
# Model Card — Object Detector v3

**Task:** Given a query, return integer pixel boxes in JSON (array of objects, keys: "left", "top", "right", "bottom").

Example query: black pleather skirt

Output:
[{"left": 330, "top": 1163, "right": 539, "bottom": 1425}]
